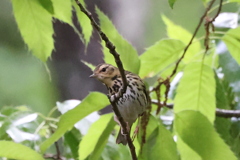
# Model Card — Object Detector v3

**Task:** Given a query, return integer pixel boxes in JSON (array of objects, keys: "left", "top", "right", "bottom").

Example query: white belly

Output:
[{"left": 116, "top": 86, "right": 147, "bottom": 124}]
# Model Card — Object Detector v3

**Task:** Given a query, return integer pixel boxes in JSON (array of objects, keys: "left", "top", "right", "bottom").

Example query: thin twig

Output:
[
  {"left": 169, "top": 0, "right": 217, "bottom": 78},
  {"left": 151, "top": 100, "right": 240, "bottom": 118},
  {"left": 151, "top": 0, "right": 219, "bottom": 116},
  {"left": 54, "top": 141, "right": 61, "bottom": 160},
  {"left": 211, "top": 0, "right": 223, "bottom": 22},
  {"left": 204, "top": 0, "right": 223, "bottom": 53},
  {"left": 49, "top": 129, "right": 62, "bottom": 160},
  {"left": 150, "top": 78, "right": 164, "bottom": 114},
  {"left": 74, "top": 1, "right": 137, "bottom": 159}
]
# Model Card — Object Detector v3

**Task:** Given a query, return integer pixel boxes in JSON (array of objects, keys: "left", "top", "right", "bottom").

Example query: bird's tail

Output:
[{"left": 116, "top": 129, "right": 127, "bottom": 145}]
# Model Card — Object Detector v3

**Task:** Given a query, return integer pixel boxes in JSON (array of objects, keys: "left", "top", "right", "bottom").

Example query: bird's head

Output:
[{"left": 90, "top": 63, "right": 120, "bottom": 86}]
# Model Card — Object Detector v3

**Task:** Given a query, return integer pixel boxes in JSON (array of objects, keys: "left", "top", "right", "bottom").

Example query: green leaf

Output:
[
  {"left": 230, "top": 122, "right": 240, "bottom": 157},
  {"left": 162, "top": 15, "right": 201, "bottom": 63},
  {"left": 40, "top": 92, "right": 109, "bottom": 153},
  {"left": 37, "top": 0, "right": 54, "bottom": 14},
  {"left": 0, "top": 141, "right": 44, "bottom": 160},
  {"left": 151, "top": 122, "right": 178, "bottom": 159},
  {"left": 139, "top": 39, "right": 185, "bottom": 78},
  {"left": 215, "top": 117, "right": 231, "bottom": 144},
  {"left": 11, "top": 0, "right": 54, "bottom": 62},
  {"left": 73, "top": 1, "right": 93, "bottom": 46},
  {"left": 168, "top": 0, "right": 177, "bottom": 9},
  {"left": 203, "top": 47, "right": 218, "bottom": 68},
  {"left": 52, "top": 0, "right": 72, "bottom": 25},
  {"left": 214, "top": 75, "right": 232, "bottom": 144},
  {"left": 96, "top": 7, "right": 140, "bottom": 74},
  {"left": 64, "top": 131, "right": 79, "bottom": 159},
  {"left": 140, "top": 116, "right": 178, "bottom": 160},
  {"left": 215, "top": 74, "right": 230, "bottom": 110},
  {"left": 176, "top": 137, "right": 202, "bottom": 160},
  {"left": 222, "top": 27, "right": 240, "bottom": 65},
  {"left": 174, "top": 62, "right": 216, "bottom": 123},
  {"left": 79, "top": 113, "right": 116, "bottom": 160},
  {"left": 175, "top": 110, "right": 237, "bottom": 160}
]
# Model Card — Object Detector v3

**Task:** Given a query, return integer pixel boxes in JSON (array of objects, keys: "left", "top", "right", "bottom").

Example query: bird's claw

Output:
[{"left": 109, "top": 87, "right": 125, "bottom": 102}]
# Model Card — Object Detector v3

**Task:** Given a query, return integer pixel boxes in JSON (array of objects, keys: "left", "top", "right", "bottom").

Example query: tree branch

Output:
[
  {"left": 151, "top": 100, "right": 240, "bottom": 118},
  {"left": 74, "top": 1, "right": 137, "bottom": 159},
  {"left": 47, "top": 129, "right": 62, "bottom": 160},
  {"left": 43, "top": 154, "right": 64, "bottom": 160},
  {"left": 215, "top": 108, "right": 240, "bottom": 118},
  {"left": 211, "top": 0, "right": 223, "bottom": 22},
  {"left": 54, "top": 141, "right": 61, "bottom": 160},
  {"left": 204, "top": 0, "right": 223, "bottom": 53}
]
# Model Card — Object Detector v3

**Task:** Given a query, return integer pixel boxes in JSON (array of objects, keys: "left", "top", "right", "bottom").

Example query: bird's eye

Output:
[{"left": 101, "top": 67, "right": 107, "bottom": 72}]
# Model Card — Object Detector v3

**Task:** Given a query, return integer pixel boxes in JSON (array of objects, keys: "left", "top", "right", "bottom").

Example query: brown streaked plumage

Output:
[{"left": 90, "top": 63, "right": 149, "bottom": 145}]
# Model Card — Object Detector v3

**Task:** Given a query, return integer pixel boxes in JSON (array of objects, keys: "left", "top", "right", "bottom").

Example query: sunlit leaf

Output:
[
  {"left": 37, "top": 0, "right": 54, "bottom": 14},
  {"left": 52, "top": 0, "right": 72, "bottom": 25},
  {"left": 73, "top": 1, "right": 93, "bottom": 46},
  {"left": 0, "top": 141, "right": 44, "bottom": 160},
  {"left": 79, "top": 113, "right": 115, "bottom": 160},
  {"left": 11, "top": 0, "right": 54, "bottom": 61},
  {"left": 96, "top": 7, "right": 140, "bottom": 74},
  {"left": 40, "top": 92, "right": 109, "bottom": 153},
  {"left": 162, "top": 15, "right": 201, "bottom": 63},
  {"left": 139, "top": 39, "right": 185, "bottom": 78},
  {"left": 175, "top": 111, "right": 237, "bottom": 160},
  {"left": 203, "top": 44, "right": 218, "bottom": 68},
  {"left": 222, "top": 27, "right": 240, "bottom": 65},
  {"left": 174, "top": 62, "right": 216, "bottom": 123}
]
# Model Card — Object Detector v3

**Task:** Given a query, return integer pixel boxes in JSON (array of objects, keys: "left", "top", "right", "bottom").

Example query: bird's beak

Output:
[{"left": 89, "top": 73, "right": 96, "bottom": 78}]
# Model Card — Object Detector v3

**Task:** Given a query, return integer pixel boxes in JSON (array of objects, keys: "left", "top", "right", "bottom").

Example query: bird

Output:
[{"left": 90, "top": 63, "right": 149, "bottom": 145}]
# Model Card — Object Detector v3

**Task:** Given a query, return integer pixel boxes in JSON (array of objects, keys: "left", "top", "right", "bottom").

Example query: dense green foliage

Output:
[{"left": 1, "top": 0, "right": 240, "bottom": 159}]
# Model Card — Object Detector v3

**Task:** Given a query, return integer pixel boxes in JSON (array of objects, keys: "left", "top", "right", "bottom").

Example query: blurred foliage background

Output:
[
  {"left": 0, "top": 0, "right": 238, "bottom": 113},
  {"left": 1, "top": 0, "right": 240, "bottom": 159},
  {"left": 0, "top": 0, "right": 58, "bottom": 115}
]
